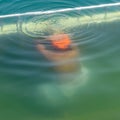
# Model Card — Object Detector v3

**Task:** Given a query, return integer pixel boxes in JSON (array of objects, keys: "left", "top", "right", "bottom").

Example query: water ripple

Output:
[{"left": 0, "top": 1, "right": 120, "bottom": 109}]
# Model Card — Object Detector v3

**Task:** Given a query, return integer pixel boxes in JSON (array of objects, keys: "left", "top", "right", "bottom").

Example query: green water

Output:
[{"left": 0, "top": 0, "right": 120, "bottom": 120}]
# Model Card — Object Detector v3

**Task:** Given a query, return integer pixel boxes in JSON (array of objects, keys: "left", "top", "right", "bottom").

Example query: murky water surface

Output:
[{"left": 0, "top": 0, "right": 120, "bottom": 120}]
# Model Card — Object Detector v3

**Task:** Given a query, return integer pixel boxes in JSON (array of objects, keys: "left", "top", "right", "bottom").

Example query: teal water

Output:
[{"left": 0, "top": 0, "right": 120, "bottom": 120}]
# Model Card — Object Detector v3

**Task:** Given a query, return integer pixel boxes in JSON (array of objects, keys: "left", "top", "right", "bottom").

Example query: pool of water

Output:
[{"left": 0, "top": 0, "right": 120, "bottom": 120}]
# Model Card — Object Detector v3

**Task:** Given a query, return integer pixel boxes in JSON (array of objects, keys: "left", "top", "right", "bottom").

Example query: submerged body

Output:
[{"left": 36, "top": 33, "right": 79, "bottom": 73}]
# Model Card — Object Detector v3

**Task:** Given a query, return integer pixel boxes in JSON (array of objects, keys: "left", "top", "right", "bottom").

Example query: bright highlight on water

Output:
[
  {"left": 0, "top": 2, "right": 120, "bottom": 18},
  {"left": 0, "top": 2, "right": 120, "bottom": 37}
]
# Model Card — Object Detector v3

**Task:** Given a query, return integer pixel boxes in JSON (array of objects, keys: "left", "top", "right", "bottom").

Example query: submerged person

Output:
[{"left": 36, "top": 33, "right": 79, "bottom": 73}]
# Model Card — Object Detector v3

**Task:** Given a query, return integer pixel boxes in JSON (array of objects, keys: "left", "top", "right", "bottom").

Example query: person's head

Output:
[{"left": 48, "top": 34, "right": 71, "bottom": 50}]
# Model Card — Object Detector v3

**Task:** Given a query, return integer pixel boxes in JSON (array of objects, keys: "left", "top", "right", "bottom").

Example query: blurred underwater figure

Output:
[
  {"left": 35, "top": 33, "right": 89, "bottom": 106},
  {"left": 36, "top": 33, "right": 79, "bottom": 73}
]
